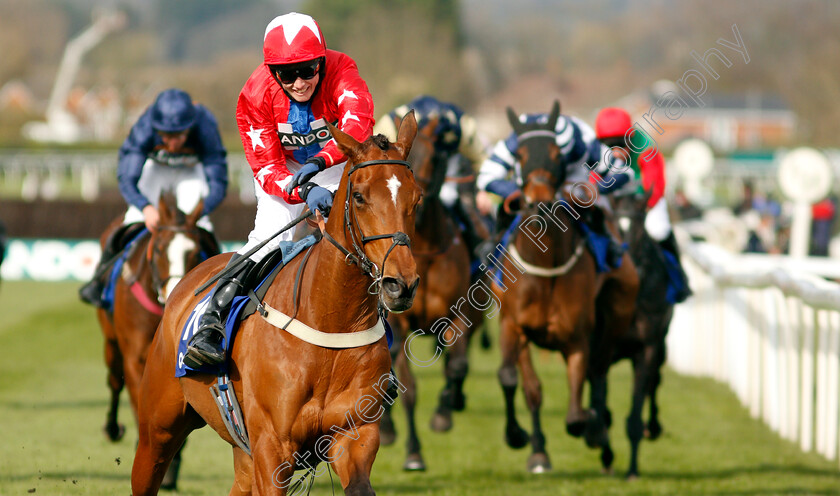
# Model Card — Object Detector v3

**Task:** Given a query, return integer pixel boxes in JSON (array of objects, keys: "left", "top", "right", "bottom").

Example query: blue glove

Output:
[
  {"left": 597, "top": 173, "right": 630, "bottom": 194},
  {"left": 286, "top": 156, "right": 326, "bottom": 195},
  {"left": 486, "top": 179, "right": 519, "bottom": 199},
  {"left": 301, "top": 184, "right": 333, "bottom": 216}
]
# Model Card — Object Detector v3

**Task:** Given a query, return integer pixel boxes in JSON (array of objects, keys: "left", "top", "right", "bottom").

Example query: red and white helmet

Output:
[
  {"left": 595, "top": 107, "right": 633, "bottom": 140},
  {"left": 263, "top": 12, "right": 326, "bottom": 65}
]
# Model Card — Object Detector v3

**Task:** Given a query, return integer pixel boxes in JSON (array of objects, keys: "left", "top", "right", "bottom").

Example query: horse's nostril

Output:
[{"left": 382, "top": 278, "right": 404, "bottom": 297}]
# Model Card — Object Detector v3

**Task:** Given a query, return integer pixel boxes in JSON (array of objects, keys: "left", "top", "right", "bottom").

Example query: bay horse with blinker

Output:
[
  {"left": 379, "top": 115, "right": 480, "bottom": 471},
  {"left": 493, "top": 101, "right": 638, "bottom": 473},
  {"left": 131, "top": 113, "right": 421, "bottom": 495},
  {"left": 97, "top": 190, "right": 218, "bottom": 488}
]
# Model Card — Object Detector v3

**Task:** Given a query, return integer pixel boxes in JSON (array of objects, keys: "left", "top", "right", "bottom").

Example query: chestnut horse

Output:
[
  {"left": 131, "top": 114, "right": 421, "bottom": 495},
  {"left": 97, "top": 191, "right": 217, "bottom": 488},
  {"left": 493, "top": 102, "right": 638, "bottom": 473},
  {"left": 379, "top": 116, "right": 480, "bottom": 471},
  {"left": 595, "top": 190, "right": 674, "bottom": 478}
]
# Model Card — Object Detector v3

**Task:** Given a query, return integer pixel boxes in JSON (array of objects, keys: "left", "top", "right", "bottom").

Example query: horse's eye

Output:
[{"left": 353, "top": 192, "right": 365, "bottom": 205}]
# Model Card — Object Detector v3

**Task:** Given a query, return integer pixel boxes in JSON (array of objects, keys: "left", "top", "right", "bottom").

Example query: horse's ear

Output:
[
  {"left": 186, "top": 198, "right": 204, "bottom": 227},
  {"left": 547, "top": 100, "right": 561, "bottom": 129},
  {"left": 506, "top": 107, "right": 523, "bottom": 134},
  {"left": 395, "top": 109, "right": 418, "bottom": 158},
  {"left": 327, "top": 121, "right": 361, "bottom": 159}
]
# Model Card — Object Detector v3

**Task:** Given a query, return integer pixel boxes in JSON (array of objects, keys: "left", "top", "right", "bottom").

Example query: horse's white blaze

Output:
[
  {"left": 618, "top": 216, "right": 632, "bottom": 233},
  {"left": 165, "top": 233, "right": 196, "bottom": 299},
  {"left": 386, "top": 174, "right": 401, "bottom": 207}
]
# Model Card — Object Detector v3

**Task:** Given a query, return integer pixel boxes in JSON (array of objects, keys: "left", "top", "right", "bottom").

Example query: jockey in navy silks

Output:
[{"left": 79, "top": 88, "right": 228, "bottom": 307}]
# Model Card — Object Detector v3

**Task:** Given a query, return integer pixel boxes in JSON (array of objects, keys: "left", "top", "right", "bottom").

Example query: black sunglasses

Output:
[{"left": 273, "top": 59, "right": 322, "bottom": 84}]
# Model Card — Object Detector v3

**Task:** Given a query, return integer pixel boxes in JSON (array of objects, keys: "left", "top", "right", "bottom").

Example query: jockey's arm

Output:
[
  {"left": 194, "top": 107, "right": 229, "bottom": 215},
  {"left": 117, "top": 110, "right": 157, "bottom": 211},
  {"left": 477, "top": 134, "right": 518, "bottom": 196},
  {"left": 312, "top": 56, "right": 375, "bottom": 168},
  {"left": 236, "top": 90, "right": 301, "bottom": 204}
]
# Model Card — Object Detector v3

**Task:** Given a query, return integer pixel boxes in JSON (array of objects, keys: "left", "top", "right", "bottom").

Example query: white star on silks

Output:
[
  {"left": 246, "top": 125, "right": 265, "bottom": 151},
  {"left": 256, "top": 165, "right": 274, "bottom": 182},
  {"left": 264, "top": 13, "right": 322, "bottom": 44},
  {"left": 337, "top": 90, "right": 358, "bottom": 106},
  {"left": 341, "top": 111, "right": 360, "bottom": 127}
]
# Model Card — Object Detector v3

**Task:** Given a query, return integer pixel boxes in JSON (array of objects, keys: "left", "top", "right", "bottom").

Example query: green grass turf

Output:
[{"left": 0, "top": 280, "right": 838, "bottom": 495}]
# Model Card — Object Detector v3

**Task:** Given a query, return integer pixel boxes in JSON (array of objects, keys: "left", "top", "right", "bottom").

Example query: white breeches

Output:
[
  {"left": 644, "top": 197, "right": 672, "bottom": 241},
  {"left": 238, "top": 160, "right": 344, "bottom": 263},
  {"left": 123, "top": 159, "right": 213, "bottom": 231}
]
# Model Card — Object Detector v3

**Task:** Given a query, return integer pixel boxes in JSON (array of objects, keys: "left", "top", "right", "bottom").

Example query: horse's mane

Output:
[{"left": 371, "top": 134, "right": 390, "bottom": 150}]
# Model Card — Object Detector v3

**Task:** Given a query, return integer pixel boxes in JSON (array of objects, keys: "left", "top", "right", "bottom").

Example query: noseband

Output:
[{"left": 322, "top": 159, "right": 413, "bottom": 294}]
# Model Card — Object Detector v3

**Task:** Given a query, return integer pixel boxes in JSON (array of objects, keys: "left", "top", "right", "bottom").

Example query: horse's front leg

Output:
[
  {"left": 250, "top": 434, "right": 298, "bottom": 496},
  {"left": 330, "top": 422, "right": 381, "bottom": 496},
  {"left": 645, "top": 339, "right": 667, "bottom": 440},
  {"left": 517, "top": 340, "right": 551, "bottom": 473},
  {"left": 561, "top": 334, "right": 591, "bottom": 438},
  {"left": 499, "top": 315, "right": 529, "bottom": 449},
  {"left": 394, "top": 341, "right": 424, "bottom": 471},
  {"left": 97, "top": 308, "right": 127, "bottom": 441},
  {"left": 431, "top": 314, "right": 471, "bottom": 432}
]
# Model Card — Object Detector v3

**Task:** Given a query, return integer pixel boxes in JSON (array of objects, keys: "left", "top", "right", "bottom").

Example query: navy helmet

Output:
[{"left": 150, "top": 89, "right": 197, "bottom": 132}]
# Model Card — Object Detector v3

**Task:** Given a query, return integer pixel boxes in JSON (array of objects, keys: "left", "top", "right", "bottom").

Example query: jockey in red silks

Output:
[
  {"left": 595, "top": 107, "right": 692, "bottom": 303},
  {"left": 184, "top": 12, "right": 375, "bottom": 368}
]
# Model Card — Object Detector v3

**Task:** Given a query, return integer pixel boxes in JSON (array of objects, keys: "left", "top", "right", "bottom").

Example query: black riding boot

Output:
[
  {"left": 659, "top": 232, "right": 693, "bottom": 302},
  {"left": 79, "top": 232, "right": 122, "bottom": 307},
  {"left": 184, "top": 254, "right": 256, "bottom": 368}
]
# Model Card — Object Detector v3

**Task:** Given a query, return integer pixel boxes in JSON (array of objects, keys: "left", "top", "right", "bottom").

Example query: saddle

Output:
[{"left": 176, "top": 233, "right": 322, "bottom": 378}]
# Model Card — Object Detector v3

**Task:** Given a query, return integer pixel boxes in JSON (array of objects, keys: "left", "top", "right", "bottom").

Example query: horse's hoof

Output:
[
  {"left": 644, "top": 421, "right": 663, "bottom": 440},
  {"left": 505, "top": 425, "right": 529, "bottom": 449},
  {"left": 430, "top": 412, "right": 452, "bottom": 432},
  {"left": 403, "top": 454, "right": 426, "bottom": 471},
  {"left": 566, "top": 419, "right": 586, "bottom": 438},
  {"left": 103, "top": 423, "right": 126, "bottom": 442},
  {"left": 625, "top": 472, "right": 639, "bottom": 481},
  {"left": 527, "top": 453, "right": 552, "bottom": 474},
  {"left": 452, "top": 392, "right": 466, "bottom": 412},
  {"left": 601, "top": 466, "right": 614, "bottom": 476}
]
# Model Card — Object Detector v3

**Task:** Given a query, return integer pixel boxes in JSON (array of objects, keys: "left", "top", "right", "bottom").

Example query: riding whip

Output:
[{"left": 194, "top": 210, "right": 314, "bottom": 295}]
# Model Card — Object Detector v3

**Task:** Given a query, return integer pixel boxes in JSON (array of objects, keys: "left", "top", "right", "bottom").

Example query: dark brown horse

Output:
[
  {"left": 493, "top": 101, "right": 638, "bottom": 473},
  {"left": 96, "top": 191, "right": 217, "bottom": 488},
  {"left": 131, "top": 114, "right": 421, "bottom": 495},
  {"left": 379, "top": 116, "right": 481, "bottom": 471},
  {"left": 594, "top": 190, "right": 674, "bottom": 478}
]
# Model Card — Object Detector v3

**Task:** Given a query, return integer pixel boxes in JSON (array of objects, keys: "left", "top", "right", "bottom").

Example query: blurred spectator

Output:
[{"left": 810, "top": 196, "right": 836, "bottom": 257}]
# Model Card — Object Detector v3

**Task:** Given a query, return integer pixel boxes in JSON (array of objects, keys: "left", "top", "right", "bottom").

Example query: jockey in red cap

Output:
[
  {"left": 184, "top": 12, "right": 375, "bottom": 367},
  {"left": 595, "top": 107, "right": 691, "bottom": 303}
]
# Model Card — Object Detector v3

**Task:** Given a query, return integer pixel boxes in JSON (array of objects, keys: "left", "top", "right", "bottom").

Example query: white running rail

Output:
[{"left": 668, "top": 232, "right": 840, "bottom": 466}]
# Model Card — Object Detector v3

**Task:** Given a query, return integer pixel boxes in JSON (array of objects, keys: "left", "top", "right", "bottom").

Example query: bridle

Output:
[
  {"left": 517, "top": 129, "right": 566, "bottom": 190},
  {"left": 321, "top": 159, "right": 414, "bottom": 296}
]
